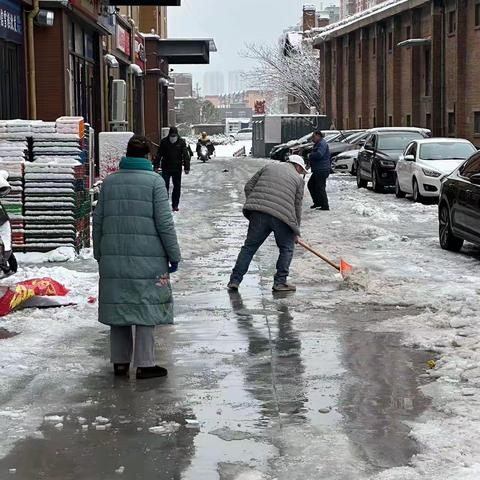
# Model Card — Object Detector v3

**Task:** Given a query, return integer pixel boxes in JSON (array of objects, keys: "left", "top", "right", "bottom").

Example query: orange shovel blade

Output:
[{"left": 340, "top": 259, "right": 353, "bottom": 278}]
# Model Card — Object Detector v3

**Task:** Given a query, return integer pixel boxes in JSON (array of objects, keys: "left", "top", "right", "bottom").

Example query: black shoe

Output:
[
  {"left": 310, "top": 204, "right": 318, "bottom": 209},
  {"left": 114, "top": 363, "right": 130, "bottom": 377},
  {"left": 315, "top": 206, "right": 330, "bottom": 211},
  {"left": 136, "top": 366, "right": 168, "bottom": 380}
]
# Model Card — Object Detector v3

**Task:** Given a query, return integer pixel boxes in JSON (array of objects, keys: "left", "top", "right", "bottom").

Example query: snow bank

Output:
[{"left": 297, "top": 175, "right": 480, "bottom": 480}]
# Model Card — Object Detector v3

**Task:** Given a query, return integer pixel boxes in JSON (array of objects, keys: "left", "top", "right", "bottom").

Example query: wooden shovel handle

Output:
[{"left": 297, "top": 238, "right": 340, "bottom": 271}]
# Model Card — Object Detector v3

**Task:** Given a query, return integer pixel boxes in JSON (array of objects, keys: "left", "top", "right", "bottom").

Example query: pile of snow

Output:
[{"left": 15, "top": 246, "right": 77, "bottom": 264}]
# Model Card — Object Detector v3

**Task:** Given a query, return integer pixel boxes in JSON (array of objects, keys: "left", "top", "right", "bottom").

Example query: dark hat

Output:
[{"left": 169, "top": 126, "right": 179, "bottom": 136}]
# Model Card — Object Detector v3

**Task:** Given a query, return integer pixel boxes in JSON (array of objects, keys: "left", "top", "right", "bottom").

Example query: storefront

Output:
[
  {"left": 0, "top": 0, "right": 26, "bottom": 119},
  {"left": 33, "top": 0, "right": 106, "bottom": 134}
]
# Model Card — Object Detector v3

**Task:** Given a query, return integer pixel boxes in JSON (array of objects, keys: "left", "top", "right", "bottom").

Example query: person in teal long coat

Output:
[{"left": 93, "top": 135, "right": 181, "bottom": 380}]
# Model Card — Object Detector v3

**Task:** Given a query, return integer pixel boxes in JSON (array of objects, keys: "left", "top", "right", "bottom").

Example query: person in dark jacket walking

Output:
[
  {"left": 93, "top": 135, "right": 181, "bottom": 380},
  {"left": 308, "top": 130, "right": 331, "bottom": 211},
  {"left": 154, "top": 127, "right": 190, "bottom": 212},
  {"left": 228, "top": 155, "right": 307, "bottom": 292}
]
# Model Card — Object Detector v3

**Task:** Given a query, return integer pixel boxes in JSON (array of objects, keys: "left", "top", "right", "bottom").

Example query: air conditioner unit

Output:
[
  {"left": 109, "top": 121, "right": 128, "bottom": 132},
  {"left": 111, "top": 79, "right": 127, "bottom": 122}
]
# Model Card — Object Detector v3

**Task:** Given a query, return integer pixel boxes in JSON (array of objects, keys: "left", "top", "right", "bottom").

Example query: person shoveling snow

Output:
[{"left": 228, "top": 155, "right": 307, "bottom": 292}]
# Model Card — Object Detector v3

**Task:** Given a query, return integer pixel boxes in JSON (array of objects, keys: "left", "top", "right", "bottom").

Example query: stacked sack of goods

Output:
[
  {"left": 0, "top": 121, "right": 29, "bottom": 249},
  {"left": 24, "top": 117, "right": 89, "bottom": 252}
]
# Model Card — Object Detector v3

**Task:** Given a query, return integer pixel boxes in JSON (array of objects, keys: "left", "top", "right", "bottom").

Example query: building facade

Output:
[
  {"left": 316, "top": 0, "right": 480, "bottom": 145},
  {"left": 0, "top": 0, "right": 26, "bottom": 119}
]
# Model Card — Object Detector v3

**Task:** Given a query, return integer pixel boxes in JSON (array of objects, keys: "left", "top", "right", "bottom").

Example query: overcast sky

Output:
[{"left": 168, "top": 0, "right": 320, "bottom": 87}]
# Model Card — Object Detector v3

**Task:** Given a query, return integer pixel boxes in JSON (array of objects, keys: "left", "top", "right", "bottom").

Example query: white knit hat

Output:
[{"left": 287, "top": 154, "right": 308, "bottom": 174}]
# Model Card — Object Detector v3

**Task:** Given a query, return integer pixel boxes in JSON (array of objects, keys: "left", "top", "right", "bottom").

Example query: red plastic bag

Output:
[{"left": 0, "top": 278, "right": 70, "bottom": 316}]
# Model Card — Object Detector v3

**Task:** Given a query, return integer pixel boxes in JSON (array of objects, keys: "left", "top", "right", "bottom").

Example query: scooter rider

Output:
[{"left": 196, "top": 132, "right": 215, "bottom": 160}]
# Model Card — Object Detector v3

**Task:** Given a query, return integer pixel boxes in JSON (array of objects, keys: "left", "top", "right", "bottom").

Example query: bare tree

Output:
[{"left": 242, "top": 41, "right": 322, "bottom": 113}]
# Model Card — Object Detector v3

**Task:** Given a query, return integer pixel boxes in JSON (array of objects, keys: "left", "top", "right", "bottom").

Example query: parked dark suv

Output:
[
  {"left": 439, "top": 152, "right": 480, "bottom": 251},
  {"left": 357, "top": 128, "right": 431, "bottom": 192}
]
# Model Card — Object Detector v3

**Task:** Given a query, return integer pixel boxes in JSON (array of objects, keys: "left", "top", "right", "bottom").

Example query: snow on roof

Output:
[
  {"left": 286, "top": 31, "right": 304, "bottom": 49},
  {"left": 314, "top": 0, "right": 414, "bottom": 43}
]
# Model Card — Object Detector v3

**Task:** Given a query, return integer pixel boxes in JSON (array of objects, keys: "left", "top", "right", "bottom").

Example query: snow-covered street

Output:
[{"left": 0, "top": 153, "right": 480, "bottom": 479}]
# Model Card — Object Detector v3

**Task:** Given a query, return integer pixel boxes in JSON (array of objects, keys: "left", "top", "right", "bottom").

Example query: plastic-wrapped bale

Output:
[
  {"left": 24, "top": 161, "right": 78, "bottom": 252},
  {"left": 0, "top": 140, "right": 28, "bottom": 251},
  {"left": 56, "top": 117, "right": 85, "bottom": 137}
]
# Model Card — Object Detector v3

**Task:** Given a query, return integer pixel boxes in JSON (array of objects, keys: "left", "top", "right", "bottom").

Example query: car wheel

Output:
[
  {"left": 395, "top": 177, "right": 406, "bottom": 198},
  {"left": 357, "top": 166, "right": 367, "bottom": 188},
  {"left": 412, "top": 178, "right": 424, "bottom": 203},
  {"left": 439, "top": 203, "right": 464, "bottom": 251},
  {"left": 372, "top": 168, "right": 384, "bottom": 193},
  {"left": 350, "top": 162, "right": 356, "bottom": 176}
]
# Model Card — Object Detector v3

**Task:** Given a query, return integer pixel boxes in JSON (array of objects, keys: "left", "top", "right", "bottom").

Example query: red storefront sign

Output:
[{"left": 116, "top": 23, "right": 131, "bottom": 56}]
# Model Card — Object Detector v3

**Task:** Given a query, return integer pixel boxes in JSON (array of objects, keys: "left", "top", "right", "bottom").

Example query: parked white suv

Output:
[{"left": 395, "top": 138, "right": 477, "bottom": 201}]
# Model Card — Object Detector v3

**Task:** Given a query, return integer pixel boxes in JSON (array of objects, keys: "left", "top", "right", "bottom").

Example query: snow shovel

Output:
[{"left": 297, "top": 239, "right": 353, "bottom": 279}]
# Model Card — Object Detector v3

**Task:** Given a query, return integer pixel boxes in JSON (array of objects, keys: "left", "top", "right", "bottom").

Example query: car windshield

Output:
[
  {"left": 326, "top": 133, "right": 343, "bottom": 143},
  {"left": 298, "top": 133, "right": 312, "bottom": 143},
  {"left": 346, "top": 132, "right": 366, "bottom": 143},
  {"left": 377, "top": 132, "right": 424, "bottom": 150},
  {"left": 419, "top": 142, "right": 476, "bottom": 160}
]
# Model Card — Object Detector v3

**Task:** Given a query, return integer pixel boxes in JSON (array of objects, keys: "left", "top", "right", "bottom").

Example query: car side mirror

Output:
[
  {"left": 364, "top": 144, "right": 374, "bottom": 151},
  {"left": 470, "top": 173, "right": 480, "bottom": 185},
  {"left": 357, "top": 139, "right": 366, "bottom": 147},
  {"left": 404, "top": 154, "right": 415, "bottom": 162}
]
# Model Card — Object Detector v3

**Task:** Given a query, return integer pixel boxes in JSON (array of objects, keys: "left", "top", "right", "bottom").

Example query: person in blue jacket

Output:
[{"left": 308, "top": 130, "right": 331, "bottom": 211}]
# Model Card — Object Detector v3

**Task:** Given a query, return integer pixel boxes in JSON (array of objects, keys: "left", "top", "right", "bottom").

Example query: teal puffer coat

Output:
[{"left": 93, "top": 157, "right": 181, "bottom": 327}]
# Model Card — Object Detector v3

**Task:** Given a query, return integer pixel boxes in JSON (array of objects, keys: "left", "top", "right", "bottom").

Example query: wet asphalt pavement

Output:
[{"left": 0, "top": 157, "right": 432, "bottom": 479}]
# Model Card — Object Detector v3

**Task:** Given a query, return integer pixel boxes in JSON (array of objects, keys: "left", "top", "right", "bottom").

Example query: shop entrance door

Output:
[{"left": 0, "top": 39, "right": 21, "bottom": 119}]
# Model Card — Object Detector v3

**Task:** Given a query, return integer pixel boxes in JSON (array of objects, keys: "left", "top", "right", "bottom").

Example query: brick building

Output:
[{"left": 315, "top": 0, "right": 480, "bottom": 145}]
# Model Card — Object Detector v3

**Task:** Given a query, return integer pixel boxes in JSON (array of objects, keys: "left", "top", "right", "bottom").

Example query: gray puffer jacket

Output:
[{"left": 243, "top": 162, "right": 304, "bottom": 235}]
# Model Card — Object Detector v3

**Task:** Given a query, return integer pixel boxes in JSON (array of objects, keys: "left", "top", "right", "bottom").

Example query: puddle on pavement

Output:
[{"left": 0, "top": 285, "right": 432, "bottom": 479}]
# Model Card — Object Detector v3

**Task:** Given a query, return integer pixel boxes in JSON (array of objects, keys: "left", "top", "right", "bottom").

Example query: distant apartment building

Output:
[
  {"left": 172, "top": 73, "right": 193, "bottom": 98},
  {"left": 228, "top": 71, "right": 247, "bottom": 93},
  {"left": 203, "top": 71, "right": 225, "bottom": 95}
]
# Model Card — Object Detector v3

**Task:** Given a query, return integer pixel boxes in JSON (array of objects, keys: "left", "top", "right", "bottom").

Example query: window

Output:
[
  {"left": 406, "top": 114, "right": 412, "bottom": 127},
  {"left": 419, "top": 142, "right": 475, "bottom": 160},
  {"left": 388, "top": 115, "right": 393, "bottom": 127},
  {"left": 372, "top": 37, "right": 376, "bottom": 56},
  {"left": 373, "top": 108, "right": 377, "bottom": 127},
  {"left": 448, "top": 10, "right": 456, "bottom": 34},
  {"left": 448, "top": 111, "right": 456, "bottom": 135},
  {"left": 426, "top": 113, "right": 432, "bottom": 129},
  {"left": 475, "top": 2, "right": 480, "bottom": 27},
  {"left": 358, "top": 117, "right": 362, "bottom": 128},
  {"left": 405, "top": 142, "right": 417, "bottom": 158},
  {"left": 388, "top": 32, "right": 393, "bottom": 52},
  {"left": 406, "top": 25, "right": 411, "bottom": 39},
  {"left": 333, "top": 49, "right": 337, "bottom": 65},
  {"left": 460, "top": 153, "right": 480, "bottom": 177},
  {"left": 424, "top": 47, "right": 431, "bottom": 96},
  {"left": 377, "top": 132, "right": 424, "bottom": 150},
  {"left": 358, "top": 43, "right": 362, "bottom": 59},
  {"left": 474, "top": 111, "right": 480, "bottom": 134},
  {"left": 365, "top": 135, "right": 376, "bottom": 149}
]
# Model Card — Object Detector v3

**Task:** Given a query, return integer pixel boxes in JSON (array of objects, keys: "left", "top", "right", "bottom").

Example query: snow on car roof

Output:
[{"left": 412, "top": 137, "right": 473, "bottom": 144}]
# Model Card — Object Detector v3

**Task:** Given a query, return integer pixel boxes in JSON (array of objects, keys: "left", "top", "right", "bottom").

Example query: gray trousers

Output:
[{"left": 110, "top": 326, "right": 156, "bottom": 367}]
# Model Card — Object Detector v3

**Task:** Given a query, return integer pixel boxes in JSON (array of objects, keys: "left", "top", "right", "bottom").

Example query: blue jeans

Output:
[{"left": 230, "top": 212, "right": 295, "bottom": 285}]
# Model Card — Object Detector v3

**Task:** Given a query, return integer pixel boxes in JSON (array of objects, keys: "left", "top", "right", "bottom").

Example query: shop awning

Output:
[{"left": 147, "top": 38, "right": 216, "bottom": 64}]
